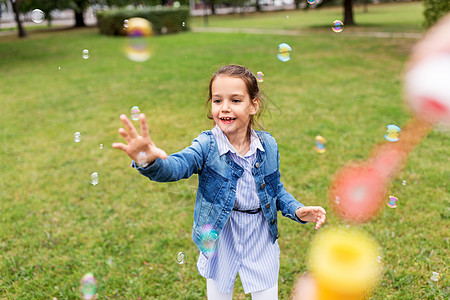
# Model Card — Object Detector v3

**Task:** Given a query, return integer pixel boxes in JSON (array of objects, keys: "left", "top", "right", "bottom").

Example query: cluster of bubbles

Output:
[
  {"left": 277, "top": 43, "right": 292, "bottom": 62},
  {"left": 82, "top": 49, "right": 90, "bottom": 59},
  {"left": 31, "top": 9, "right": 45, "bottom": 23},
  {"left": 199, "top": 224, "right": 219, "bottom": 256},
  {"left": 387, "top": 195, "right": 398, "bottom": 208},
  {"left": 314, "top": 135, "right": 327, "bottom": 153},
  {"left": 385, "top": 124, "right": 401, "bottom": 142},
  {"left": 332, "top": 20, "right": 344, "bottom": 33},
  {"left": 80, "top": 273, "right": 97, "bottom": 300},
  {"left": 176, "top": 252, "right": 187, "bottom": 264},
  {"left": 90, "top": 172, "right": 99, "bottom": 186},
  {"left": 130, "top": 106, "right": 141, "bottom": 121},
  {"left": 256, "top": 71, "right": 264, "bottom": 83}
]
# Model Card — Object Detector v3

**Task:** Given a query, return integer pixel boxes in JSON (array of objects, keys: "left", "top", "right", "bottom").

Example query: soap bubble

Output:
[
  {"left": 182, "top": 21, "right": 186, "bottom": 27},
  {"left": 130, "top": 106, "right": 140, "bottom": 121},
  {"left": 80, "top": 273, "right": 97, "bottom": 300},
  {"left": 199, "top": 224, "right": 219, "bottom": 256},
  {"left": 173, "top": 1, "right": 180, "bottom": 7},
  {"left": 402, "top": 180, "right": 406, "bottom": 186},
  {"left": 384, "top": 124, "right": 401, "bottom": 142},
  {"left": 314, "top": 135, "right": 327, "bottom": 153},
  {"left": 176, "top": 252, "right": 187, "bottom": 264},
  {"left": 31, "top": 9, "right": 45, "bottom": 23},
  {"left": 124, "top": 17, "right": 154, "bottom": 62},
  {"left": 82, "top": 49, "right": 89, "bottom": 59},
  {"left": 90, "top": 172, "right": 99, "bottom": 186},
  {"left": 430, "top": 271, "right": 440, "bottom": 282},
  {"left": 277, "top": 43, "right": 292, "bottom": 62},
  {"left": 123, "top": 19, "right": 129, "bottom": 29},
  {"left": 332, "top": 20, "right": 344, "bottom": 33},
  {"left": 74, "top": 132, "right": 81, "bottom": 143},
  {"left": 99, "top": 144, "right": 103, "bottom": 150},
  {"left": 387, "top": 195, "right": 398, "bottom": 208},
  {"left": 256, "top": 71, "right": 264, "bottom": 83},
  {"left": 307, "top": 0, "right": 315, "bottom": 4}
]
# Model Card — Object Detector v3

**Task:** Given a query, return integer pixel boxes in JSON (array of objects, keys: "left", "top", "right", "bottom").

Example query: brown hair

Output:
[{"left": 206, "top": 64, "right": 266, "bottom": 141}]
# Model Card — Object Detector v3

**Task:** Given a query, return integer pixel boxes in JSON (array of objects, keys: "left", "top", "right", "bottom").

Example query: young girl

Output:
[{"left": 112, "top": 65, "right": 326, "bottom": 299}]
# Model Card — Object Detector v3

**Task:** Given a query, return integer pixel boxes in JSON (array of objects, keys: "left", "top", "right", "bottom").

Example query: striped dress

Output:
[{"left": 197, "top": 125, "right": 280, "bottom": 294}]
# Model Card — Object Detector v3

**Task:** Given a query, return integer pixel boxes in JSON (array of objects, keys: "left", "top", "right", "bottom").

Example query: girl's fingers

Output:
[
  {"left": 118, "top": 128, "right": 131, "bottom": 143},
  {"left": 120, "top": 114, "right": 139, "bottom": 138},
  {"left": 112, "top": 142, "right": 127, "bottom": 152},
  {"left": 139, "top": 114, "right": 152, "bottom": 141}
]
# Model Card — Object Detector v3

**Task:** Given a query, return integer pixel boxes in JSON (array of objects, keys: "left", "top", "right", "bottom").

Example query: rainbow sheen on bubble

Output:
[
  {"left": 256, "top": 71, "right": 264, "bottom": 83},
  {"left": 80, "top": 273, "right": 97, "bottom": 300},
  {"left": 124, "top": 17, "right": 154, "bottom": 62},
  {"left": 130, "top": 106, "right": 140, "bottom": 121},
  {"left": 176, "top": 252, "right": 187, "bottom": 264},
  {"left": 307, "top": 0, "right": 315, "bottom": 4},
  {"left": 332, "top": 20, "right": 344, "bottom": 33},
  {"left": 31, "top": 9, "right": 45, "bottom": 23},
  {"left": 387, "top": 195, "right": 398, "bottom": 208},
  {"left": 199, "top": 224, "right": 219, "bottom": 257},
  {"left": 314, "top": 135, "right": 326, "bottom": 153},
  {"left": 384, "top": 124, "right": 401, "bottom": 142},
  {"left": 277, "top": 43, "right": 292, "bottom": 62}
]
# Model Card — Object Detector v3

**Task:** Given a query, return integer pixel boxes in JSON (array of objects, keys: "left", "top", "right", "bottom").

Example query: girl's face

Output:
[{"left": 210, "top": 76, "right": 259, "bottom": 138}]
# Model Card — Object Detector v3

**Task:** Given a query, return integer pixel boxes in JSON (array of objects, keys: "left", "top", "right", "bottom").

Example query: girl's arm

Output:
[{"left": 112, "top": 113, "right": 207, "bottom": 182}]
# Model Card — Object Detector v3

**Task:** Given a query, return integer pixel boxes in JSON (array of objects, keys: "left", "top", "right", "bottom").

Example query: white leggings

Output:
[{"left": 207, "top": 278, "right": 278, "bottom": 300}]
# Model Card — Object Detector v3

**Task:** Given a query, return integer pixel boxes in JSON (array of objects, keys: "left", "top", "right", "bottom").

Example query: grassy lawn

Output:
[
  {"left": 191, "top": 2, "right": 425, "bottom": 33},
  {"left": 0, "top": 4, "right": 448, "bottom": 299}
]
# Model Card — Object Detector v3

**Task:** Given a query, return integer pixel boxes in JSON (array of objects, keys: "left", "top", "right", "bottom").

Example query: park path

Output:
[{"left": 192, "top": 26, "right": 423, "bottom": 39}]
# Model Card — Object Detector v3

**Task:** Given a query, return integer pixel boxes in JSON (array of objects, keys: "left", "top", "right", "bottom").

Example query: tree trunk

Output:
[
  {"left": 255, "top": 0, "right": 261, "bottom": 12},
  {"left": 210, "top": 0, "right": 215, "bottom": 15},
  {"left": 74, "top": 10, "right": 85, "bottom": 27},
  {"left": 295, "top": 0, "right": 299, "bottom": 9},
  {"left": 11, "top": 0, "right": 27, "bottom": 37},
  {"left": 344, "top": 0, "right": 355, "bottom": 26}
]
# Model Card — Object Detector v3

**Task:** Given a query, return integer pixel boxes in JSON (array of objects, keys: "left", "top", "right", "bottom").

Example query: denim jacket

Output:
[{"left": 133, "top": 130, "right": 305, "bottom": 252}]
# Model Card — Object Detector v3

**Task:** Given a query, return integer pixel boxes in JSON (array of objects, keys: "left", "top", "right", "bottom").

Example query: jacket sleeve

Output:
[
  {"left": 274, "top": 139, "right": 307, "bottom": 224},
  {"left": 131, "top": 132, "right": 209, "bottom": 182}
]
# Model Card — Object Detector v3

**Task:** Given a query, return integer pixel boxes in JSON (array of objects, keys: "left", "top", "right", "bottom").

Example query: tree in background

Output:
[
  {"left": 10, "top": 0, "right": 27, "bottom": 37},
  {"left": 343, "top": 0, "right": 354, "bottom": 25},
  {"left": 423, "top": 0, "right": 450, "bottom": 28}
]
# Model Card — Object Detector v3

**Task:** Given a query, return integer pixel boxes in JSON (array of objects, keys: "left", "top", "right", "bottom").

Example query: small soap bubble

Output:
[
  {"left": 307, "top": 0, "right": 315, "bottom": 4},
  {"left": 161, "top": 27, "right": 168, "bottom": 34},
  {"left": 173, "top": 1, "right": 180, "bottom": 7},
  {"left": 82, "top": 49, "right": 89, "bottom": 59},
  {"left": 31, "top": 9, "right": 45, "bottom": 23},
  {"left": 384, "top": 124, "right": 401, "bottom": 142},
  {"left": 74, "top": 132, "right": 81, "bottom": 143},
  {"left": 176, "top": 252, "right": 187, "bottom": 264},
  {"left": 58, "top": 66, "right": 61, "bottom": 70},
  {"left": 123, "top": 19, "right": 129, "bottom": 28},
  {"left": 99, "top": 144, "right": 103, "bottom": 150},
  {"left": 80, "top": 273, "right": 97, "bottom": 300},
  {"left": 277, "top": 43, "right": 292, "bottom": 62},
  {"left": 430, "top": 271, "right": 440, "bottom": 282},
  {"left": 182, "top": 21, "right": 185, "bottom": 27},
  {"left": 387, "top": 195, "right": 398, "bottom": 208},
  {"left": 402, "top": 180, "right": 406, "bottom": 186},
  {"left": 130, "top": 106, "right": 140, "bottom": 121},
  {"left": 332, "top": 20, "right": 344, "bottom": 33},
  {"left": 335, "top": 196, "right": 340, "bottom": 204},
  {"left": 90, "top": 172, "right": 99, "bottom": 186},
  {"left": 286, "top": 15, "right": 289, "bottom": 19},
  {"left": 256, "top": 71, "right": 264, "bottom": 83},
  {"left": 314, "top": 135, "right": 326, "bottom": 153},
  {"left": 377, "top": 256, "right": 382, "bottom": 263}
]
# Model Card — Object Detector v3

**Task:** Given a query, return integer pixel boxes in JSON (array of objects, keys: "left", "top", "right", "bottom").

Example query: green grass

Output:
[
  {"left": 0, "top": 3, "right": 448, "bottom": 299},
  {"left": 191, "top": 2, "right": 425, "bottom": 32}
]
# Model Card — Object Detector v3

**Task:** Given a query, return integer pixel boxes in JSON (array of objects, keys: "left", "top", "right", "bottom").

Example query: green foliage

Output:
[
  {"left": 96, "top": 7, "right": 190, "bottom": 35},
  {"left": 423, "top": 0, "right": 450, "bottom": 28}
]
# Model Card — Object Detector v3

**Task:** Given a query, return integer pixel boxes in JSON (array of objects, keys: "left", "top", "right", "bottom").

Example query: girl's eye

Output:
[
  {"left": 232, "top": 99, "right": 241, "bottom": 103},
  {"left": 213, "top": 99, "right": 221, "bottom": 103}
]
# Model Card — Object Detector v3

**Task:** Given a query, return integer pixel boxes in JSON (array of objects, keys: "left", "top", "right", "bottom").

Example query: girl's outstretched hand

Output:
[
  {"left": 295, "top": 206, "right": 326, "bottom": 230},
  {"left": 112, "top": 113, "right": 167, "bottom": 166}
]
